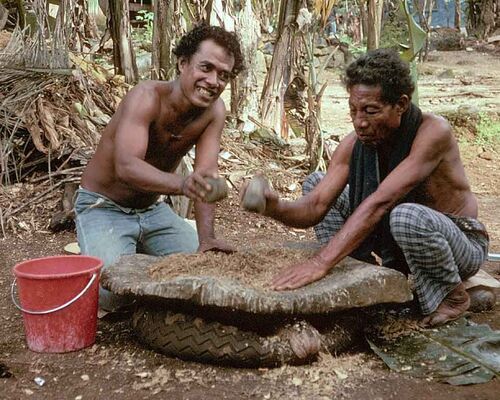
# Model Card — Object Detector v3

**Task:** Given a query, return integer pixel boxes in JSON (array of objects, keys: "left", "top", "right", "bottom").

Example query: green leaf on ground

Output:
[{"left": 367, "top": 318, "right": 500, "bottom": 385}]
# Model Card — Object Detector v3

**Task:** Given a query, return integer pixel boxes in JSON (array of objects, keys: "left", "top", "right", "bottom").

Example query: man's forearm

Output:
[
  {"left": 318, "top": 197, "right": 390, "bottom": 267},
  {"left": 116, "top": 157, "right": 184, "bottom": 195},
  {"left": 267, "top": 197, "right": 327, "bottom": 229},
  {"left": 194, "top": 201, "right": 216, "bottom": 241}
]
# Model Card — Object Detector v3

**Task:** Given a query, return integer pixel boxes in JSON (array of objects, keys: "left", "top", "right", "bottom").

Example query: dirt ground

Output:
[{"left": 1, "top": 48, "right": 500, "bottom": 399}]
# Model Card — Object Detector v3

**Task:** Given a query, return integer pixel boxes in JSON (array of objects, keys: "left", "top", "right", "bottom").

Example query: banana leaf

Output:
[
  {"left": 400, "top": 0, "right": 426, "bottom": 62},
  {"left": 400, "top": 0, "right": 427, "bottom": 106},
  {"left": 367, "top": 318, "right": 500, "bottom": 385}
]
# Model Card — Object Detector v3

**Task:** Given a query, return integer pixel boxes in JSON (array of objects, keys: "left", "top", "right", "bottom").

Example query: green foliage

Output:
[
  {"left": 400, "top": 0, "right": 426, "bottom": 63},
  {"left": 476, "top": 113, "right": 500, "bottom": 146},
  {"left": 399, "top": 0, "right": 426, "bottom": 106},
  {"left": 380, "top": 4, "right": 409, "bottom": 50},
  {"left": 135, "top": 10, "right": 154, "bottom": 42},
  {"left": 337, "top": 33, "right": 365, "bottom": 57}
]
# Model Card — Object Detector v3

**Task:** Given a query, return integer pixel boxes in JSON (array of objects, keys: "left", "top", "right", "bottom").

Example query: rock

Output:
[
  {"left": 457, "top": 104, "right": 479, "bottom": 115},
  {"left": 136, "top": 52, "right": 151, "bottom": 76},
  {"left": 479, "top": 151, "right": 494, "bottom": 161},
  {"left": 241, "top": 175, "right": 269, "bottom": 214},
  {"left": 102, "top": 253, "right": 413, "bottom": 314},
  {"left": 255, "top": 50, "right": 267, "bottom": 75},
  {"left": 202, "top": 177, "right": 228, "bottom": 203},
  {"left": 262, "top": 42, "right": 274, "bottom": 55},
  {"left": 281, "top": 321, "right": 322, "bottom": 360},
  {"left": 464, "top": 269, "right": 499, "bottom": 312},
  {"left": 467, "top": 287, "right": 497, "bottom": 312},
  {"left": 438, "top": 69, "right": 455, "bottom": 79}
]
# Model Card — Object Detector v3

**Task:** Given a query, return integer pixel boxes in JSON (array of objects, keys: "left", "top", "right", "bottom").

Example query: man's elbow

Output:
[
  {"left": 304, "top": 198, "right": 331, "bottom": 227},
  {"left": 364, "top": 195, "right": 396, "bottom": 219},
  {"left": 115, "top": 160, "right": 134, "bottom": 183}
]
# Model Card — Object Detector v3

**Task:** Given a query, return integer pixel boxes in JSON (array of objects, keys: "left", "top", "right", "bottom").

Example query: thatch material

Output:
[{"left": 0, "top": 20, "right": 129, "bottom": 234}]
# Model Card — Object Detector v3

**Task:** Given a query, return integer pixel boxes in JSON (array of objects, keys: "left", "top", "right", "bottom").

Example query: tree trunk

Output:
[
  {"left": 81, "top": 0, "right": 99, "bottom": 40},
  {"left": 358, "top": 0, "right": 368, "bottom": 41},
  {"left": 231, "top": 0, "right": 260, "bottom": 133},
  {"left": 16, "top": 0, "right": 25, "bottom": 27},
  {"left": 0, "top": 3, "right": 8, "bottom": 31},
  {"left": 260, "top": 0, "right": 302, "bottom": 139},
  {"left": 108, "top": 0, "right": 138, "bottom": 83},
  {"left": 454, "top": 0, "right": 461, "bottom": 29},
  {"left": 468, "top": 0, "right": 497, "bottom": 39},
  {"left": 366, "top": 0, "right": 383, "bottom": 50},
  {"left": 68, "top": 0, "right": 99, "bottom": 53},
  {"left": 151, "top": 0, "right": 177, "bottom": 80}
]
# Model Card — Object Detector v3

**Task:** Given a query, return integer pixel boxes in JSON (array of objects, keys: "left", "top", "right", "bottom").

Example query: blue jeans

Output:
[{"left": 74, "top": 188, "right": 198, "bottom": 311}]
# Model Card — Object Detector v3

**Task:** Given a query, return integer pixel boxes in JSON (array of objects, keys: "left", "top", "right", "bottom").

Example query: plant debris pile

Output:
[{"left": 0, "top": 28, "right": 129, "bottom": 234}]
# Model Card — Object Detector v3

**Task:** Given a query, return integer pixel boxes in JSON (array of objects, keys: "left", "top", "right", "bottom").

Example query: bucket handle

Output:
[{"left": 11, "top": 273, "right": 97, "bottom": 315}]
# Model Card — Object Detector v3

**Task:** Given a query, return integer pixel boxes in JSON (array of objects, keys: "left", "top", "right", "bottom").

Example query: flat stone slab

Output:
[{"left": 102, "top": 254, "right": 413, "bottom": 314}]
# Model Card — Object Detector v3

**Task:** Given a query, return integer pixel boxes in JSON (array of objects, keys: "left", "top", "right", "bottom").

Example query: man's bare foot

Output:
[{"left": 420, "top": 283, "right": 470, "bottom": 328}]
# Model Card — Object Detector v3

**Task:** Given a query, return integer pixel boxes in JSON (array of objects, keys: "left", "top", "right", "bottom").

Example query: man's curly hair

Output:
[
  {"left": 173, "top": 24, "right": 244, "bottom": 77},
  {"left": 344, "top": 48, "right": 415, "bottom": 105}
]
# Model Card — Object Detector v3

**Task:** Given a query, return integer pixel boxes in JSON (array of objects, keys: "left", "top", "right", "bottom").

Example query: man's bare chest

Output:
[{"left": 144, "top": 122, "right": 202, "bottom": 170}]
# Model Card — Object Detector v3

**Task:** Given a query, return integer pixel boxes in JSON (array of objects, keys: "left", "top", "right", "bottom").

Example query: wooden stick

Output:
[
  {"left": 28, "top": 166, "right": 83, "bottom": 184},
  {"left": 0, "top": 207, "right": 5, "bottom": 238}
]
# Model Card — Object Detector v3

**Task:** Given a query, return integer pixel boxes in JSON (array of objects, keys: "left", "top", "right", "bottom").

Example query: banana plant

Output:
[{"left": 400, "top": 0, "right": 426, "bottom": 105}]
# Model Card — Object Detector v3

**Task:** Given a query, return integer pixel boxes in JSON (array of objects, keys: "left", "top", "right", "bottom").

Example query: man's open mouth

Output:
[{"left": 197, "top": 87, "right": 216, "bottom": 98}]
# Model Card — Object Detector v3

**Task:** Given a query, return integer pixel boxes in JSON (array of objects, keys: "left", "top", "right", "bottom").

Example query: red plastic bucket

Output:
[{"left": 12, "top": 255, "right": 103, "bottom": 353}]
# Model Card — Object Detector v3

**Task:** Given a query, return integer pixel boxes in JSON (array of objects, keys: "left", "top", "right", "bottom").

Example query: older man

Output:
[{"left": 246, "top": 49, "right": 488, "bottom": 327}]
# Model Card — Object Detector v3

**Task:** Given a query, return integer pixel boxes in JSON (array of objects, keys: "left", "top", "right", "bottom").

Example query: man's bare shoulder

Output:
[
  {"left": 210, "top": 97, "right": 227, "bottom": 117},
  {"left": 341, "top": 131, "right": 358, "bottom": 145},
  {"left": 418, "top": 112, "right": 453, "bottom": 141},
  {"left": 115, "top": 81, "right": 172, "bottom": 124},
  {"left": 327, "top": 132, "right": 357, "bottom": 167},
  {"left": 337, "top": 132, "right": 358, "bottom": 154},
  {"left": 125, "top": 81, "right": 169, "bottom": 103}
]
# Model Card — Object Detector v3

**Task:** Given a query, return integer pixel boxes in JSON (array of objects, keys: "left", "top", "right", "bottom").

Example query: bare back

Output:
[
  {"left": 411, "top": 113, "right": 476, "bottom": 216},
  {"left": 81, "top": 81, "right": 222, "bottom": 209}
]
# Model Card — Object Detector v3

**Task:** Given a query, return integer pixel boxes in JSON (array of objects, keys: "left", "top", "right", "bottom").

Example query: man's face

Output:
[
  {"left": 348, "top": 84, "right": 407, "bottom": 146},
  {"left": 178, "top": 39, "right": 235, "bottom": 108}
]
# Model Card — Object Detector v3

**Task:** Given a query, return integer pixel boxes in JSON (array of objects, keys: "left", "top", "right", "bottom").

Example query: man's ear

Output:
[
  {"left": 177, "top": 56, "right": 188, "bottom": 73},
  {"left": 396, "top": 95, "right": 410, "bottom": 115}
]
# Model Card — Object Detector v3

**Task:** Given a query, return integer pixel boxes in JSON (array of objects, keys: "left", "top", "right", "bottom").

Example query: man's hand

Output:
[
  {"left": 181, "top": 172, "right": 218, "bottom": 202},
  {"left": 240, "top": 175, "right": 279, "bottom": 216},
  {"left": 271, "top": 254, "right": 331, "bottom": 290},
  {"left": 197, "top": 237, "right": 235, "bottom": 254}
]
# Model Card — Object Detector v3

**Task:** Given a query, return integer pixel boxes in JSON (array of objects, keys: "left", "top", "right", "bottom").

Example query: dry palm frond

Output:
[
  {"left": 313, "top": 0, "right": 338, "bottom": 29},
  {"left": 0, "top": 54, "right": 128, "bottom": 235}
]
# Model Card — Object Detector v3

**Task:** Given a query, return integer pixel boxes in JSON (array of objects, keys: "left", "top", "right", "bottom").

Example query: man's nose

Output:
[
  {"left": 353, "top": 113, "right": 368, "bottom": 129},
  {"left": 205, "top": 71, "right": 218, "bottom": 87}
]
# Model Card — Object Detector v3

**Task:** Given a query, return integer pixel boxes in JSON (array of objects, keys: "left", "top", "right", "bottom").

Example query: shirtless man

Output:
[
  {"left": 244, "top": 49, "right": 489, "bottom": 327},
  {"left": 75, "top": 25, "right": 244, "bottom": 311}
]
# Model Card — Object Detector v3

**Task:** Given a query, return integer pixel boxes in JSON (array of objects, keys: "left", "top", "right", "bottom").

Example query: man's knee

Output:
[
  {"left": 390, "top": 203, "right": 434, "bottom": 240},
  {"left": 302, "top": 172, "right": 325, "bottom": 195}
]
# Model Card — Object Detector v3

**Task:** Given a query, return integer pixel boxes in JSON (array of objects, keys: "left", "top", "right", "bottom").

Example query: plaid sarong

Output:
[{"left": 303, "top": 172, "right": 490, "bottom": 315}]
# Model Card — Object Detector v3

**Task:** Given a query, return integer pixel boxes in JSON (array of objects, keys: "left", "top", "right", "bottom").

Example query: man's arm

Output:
[
  {"left": 192, "top": 100, "right": 233, "bottom": 252},
  {"left": 112, "top": 84, "right": 186, "bottom": 195},
  {"left": 272, "top": 116, "right": 452, "bottom": 290},
  {"left": 318, "top": 116, "right": 451, "bottom": 265},
  {"left": 261, "top": 134, "right": 356, "bottom": 228}
]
